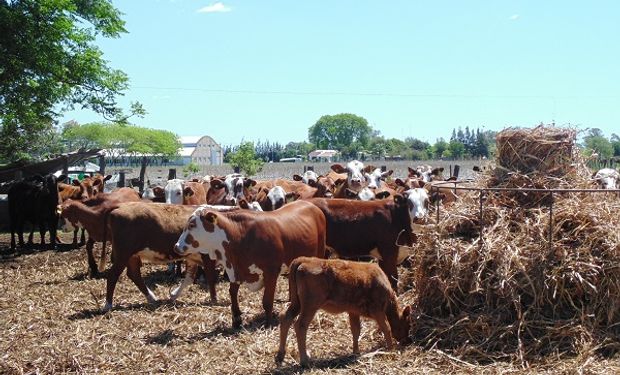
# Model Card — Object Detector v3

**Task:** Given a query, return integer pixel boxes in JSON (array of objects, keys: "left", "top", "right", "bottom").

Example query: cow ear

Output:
[
  {"left": 192, "top": 178, "right": 200, "bottom": 182},
  {"left": 402, "top": 305, "right": 412, "bottom": 319},
  {"left": 345, "top": 188, "right": 357, "bottom": 199},
  {"left": 183, "top": 186, "right": 195, "bottom": 197},
  {"left": 407, "top": 167, "right": 416, "bottom": 177},
  {"left": 285, "top": 192, "right": 300, "bottom": 203},
  {"left": 205, "top": 211, "right": 218, "bottom": 224},
  {"left": 238, "top": 199, "right": 249, "bottom": 209},
  {"left": 394, "top": 194, "right": 406, "bottom": 205},
  {"left": 72, "top": 179, "right": 81, "bottom": 186},
  {"left": 307, "top": 179, "right": 318, "bottom": 188},
  {"left": 335, "top": 178, "right": 346, "bottom": 186},
  {"left": 363, "top": 165, "right": 375, "bottom": 173},
  {"left": 394, "top": 178, "right": 406, "bottom": 187},
  {"left": 382, "top": 170, "right": 394, "bottom": 179},
  {"left": 92, "top": 179, "right": 102, "bottom": 187},
  {"left": 153, "top": 186, "right": 165, "bottom": 197},
  {"left": 244, "top": 179, "right": 256, "bottom": 187},
  {"left": 293, "top": 174, "right": 302, "bottom": 181},
  {"left": 56, "top": 174, "right": 67, "bottom": 183},
  {"left": 331, "top": 164, "right": 346, "bottom": 173},
  {"left": 103, "top": 174, "right": 112, "bottom": 182},
  {"left": 376, "top": 191, "right": 391, "bottom": 199},
  {"left": 211, "top": 179, "right": 225, "bottom": 189}
]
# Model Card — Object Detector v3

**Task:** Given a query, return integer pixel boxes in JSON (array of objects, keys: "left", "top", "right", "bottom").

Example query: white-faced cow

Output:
[
  {"left": 103, "top": 202, "right": 236, "bottom": 311},
  {"left": 276, "top": 257, "right": 411, "bottom": 367},
  {"left": 330, "top": 160, "right": 367, "bottom": 197},
  {"left": 174, "top": 200, "right": 326, "bottom": 328},
  {"left": 593, "top": 168, "right": 620, "bottom": 190},
  {"left": 207, "top": 173, "right": 257, "bottom": 205}
]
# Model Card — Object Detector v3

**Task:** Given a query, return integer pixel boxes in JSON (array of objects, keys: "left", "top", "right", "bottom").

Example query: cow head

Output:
[
  {"left": 403, "top": 188, "right": 430, "bottom": 223},
  {"left": 293, "top": 170, "right": 319, "bottom": 186},
  {"left": 57, "top": 201, "right": 81, "bottom": 233},
  {"left": 164, "top": 178, "right": 185, "bottom": 204},
  {"left": 210, "top": 173, "right": 256, "bottom": 205},
  {"left": 345, "top": 187, "right": 390, "bottom": 201},
  {"left": 331, "top": 160, "right": 366, "bottom": 190},
  {"left": 593, "top": 168, "right": 619, "bottom": 189},
  {"left": 364, "top": 167, "right": 393, "bottom": 190}
]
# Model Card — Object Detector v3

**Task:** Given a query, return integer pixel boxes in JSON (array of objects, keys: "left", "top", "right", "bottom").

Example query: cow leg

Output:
[
  {"left": 79, "top": 228, "right": 86, "bottom": 246},
  {"left": 72, "top": 228, "right": 79, "bottom": 244},
  {"left": 201, "top": 255, "right": 218, "bottom": 303},
  {"left": 374, "top": 312, "right": 394, "bottom": 350},
  {"left": 48, "top": 219, "right": 58, "bottom": 249},
  {"left": 348, "top": 313, "right": 362, "bottom": 354},
  {"left": 104, "top": 259, "right": 127, "bottom": 311},
  {"left": 98, "top": 241, "right": 108, "bottom": 274},
  {"left": 10, "top": 220, "right": 17, "bottom": 250},
  {"left": 26, "top": 223, "right": 34, "bottom": 245},
  {"left": 229, "top": 282, "right": 242, "bottom": 328},
  {"left": 170, "top": 263, "right": 197, "bottom": 302},
  {"left": 378, "top": 257, "right": 399, "bottom": 291},
  {"left": 262, "top": 274, "right": 278, "bottom": 327},
  {"left": 276, "top": 289, "right": 302, "bottom": 364},
  {"left": 126, "top": 256, "right": 157, "bottom": 304},
  {"left": 293, "top": 305, "right": 320, "bottom": 367},
  {"left": 85, "top": 239, "right": 99, "bottom": 277},
  {"left": 38, "top": 223, "right": 46, "bottom": 246}
]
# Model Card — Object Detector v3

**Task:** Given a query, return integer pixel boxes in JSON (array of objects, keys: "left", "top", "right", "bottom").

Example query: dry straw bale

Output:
[{"left": 404, "top": 125, "right": 620, "bottom": 364}]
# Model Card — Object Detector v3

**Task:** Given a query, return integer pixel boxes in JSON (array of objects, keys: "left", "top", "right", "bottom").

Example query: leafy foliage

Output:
[
  {"left": 583, "top": 128, "right": 614, "bottom": 159},
  {"left": 0, "top": 0, "right": 143, "bottom": 162},
  {"left": 308, "top": 113, "right": 372, "bottom": 151},
  {"left": 61, "top": 122, "right": 180, "bottom": 160},
  {"left": 227, "top": 142, "right": 264, "bottom": 176}
]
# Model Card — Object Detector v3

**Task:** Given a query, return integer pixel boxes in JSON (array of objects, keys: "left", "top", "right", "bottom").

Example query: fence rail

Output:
[{"left": 429, "top": 182, "right": 620, "bottom": 251}]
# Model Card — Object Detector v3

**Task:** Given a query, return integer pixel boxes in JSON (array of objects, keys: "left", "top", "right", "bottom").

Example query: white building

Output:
[{"left": 178, "top": 136, "right": 223, "bottom": 166}]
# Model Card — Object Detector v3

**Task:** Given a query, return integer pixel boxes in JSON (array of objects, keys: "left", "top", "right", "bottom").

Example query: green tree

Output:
[
  {"left": 610, "top": 134, "right": 620, "bottom": 157},
  {"left": 447, "top": 140, "right": 465, "bottom": 159},
  {"left": 308, "top": 113, "right": 372, "bottom": 150},
  {"left": 431, "top": 138, "right": 448, "bottom": 159},
  {"left": 228, "top": 142, "right": 264, "bottom": 176},
  {"left": 0, "top": 0, "right": 144, "bottom": 162},
  {"left": 583, "top": 128, "right": 613, "bottom": 159}
]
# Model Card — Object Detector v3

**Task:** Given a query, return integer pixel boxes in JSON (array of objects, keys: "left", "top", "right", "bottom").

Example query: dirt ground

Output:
[{"left": 1, "top": 231, "right": 619, "bottom": 374}]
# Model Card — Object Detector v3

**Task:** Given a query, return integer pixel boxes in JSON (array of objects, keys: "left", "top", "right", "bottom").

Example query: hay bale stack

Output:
[
  {"left": 495, "top": 125, "right": 577, "bottom": 179},
  {"left": 405, "top": 125, "right": 620, "bottom": 363}
]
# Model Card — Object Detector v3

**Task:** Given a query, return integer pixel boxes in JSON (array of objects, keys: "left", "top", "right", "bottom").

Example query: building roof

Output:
[
  {"left": 179, "top": 136, "right": 202, "bottom": 145},
  {"left": 308, "top": 149, "right": 339, "bottom": 158}
]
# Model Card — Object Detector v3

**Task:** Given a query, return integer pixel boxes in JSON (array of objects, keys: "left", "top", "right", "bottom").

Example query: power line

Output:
[{"left": 131, "top": 85, "right": 619, "bottom": 100}]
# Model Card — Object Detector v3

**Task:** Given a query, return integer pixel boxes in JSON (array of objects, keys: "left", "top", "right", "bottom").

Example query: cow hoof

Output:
[
  {"left": 232, "top": 316, "right": 242, "bottom": 329},
  {"left": 102, "top": 302, "right": 113, "bottom": 312},
  {"left": 275, "top": 351, "right": 285, "bottom": 364}
]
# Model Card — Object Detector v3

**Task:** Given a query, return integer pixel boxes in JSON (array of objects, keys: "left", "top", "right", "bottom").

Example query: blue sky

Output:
[{"left": 62, "top": 1, "right": 620, "bottom": 147}]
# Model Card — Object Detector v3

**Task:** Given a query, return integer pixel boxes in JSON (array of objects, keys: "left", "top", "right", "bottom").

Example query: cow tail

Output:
[
  {"left": 103, "top": 209, "right": 112, "bottom": 264},
  {"left": 287, "top": 258, "right": 303, "bottom": 310}
]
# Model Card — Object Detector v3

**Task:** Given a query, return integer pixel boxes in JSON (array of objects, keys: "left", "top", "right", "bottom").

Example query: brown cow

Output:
[
  {"left": 173, "top": 200, "right": 327, "bottom": 328},
  {"left": 308, "top": 196, "right": 414, "bottom": 290},
  {"left": 57, "top": 174, "right": 112, "bottom": 244},
  {"left": 103, "top": 202, "right": 236, "bottom": 311},
  {"left": 276, "top": 257, "right": 411, "bottom": 366},
  {"left": 58, "top": 187, "right": 141, "bottom": 277}
]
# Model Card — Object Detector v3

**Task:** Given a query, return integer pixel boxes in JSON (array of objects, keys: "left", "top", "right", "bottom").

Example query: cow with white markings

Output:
[{"left": 174, "top": 200, "right": 327, "bottom": 328}]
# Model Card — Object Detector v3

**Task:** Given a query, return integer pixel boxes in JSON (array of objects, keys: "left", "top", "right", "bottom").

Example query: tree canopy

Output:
[
  {"left": 308, "top": 113, "right": 372, "bottom": 151},
  {"left": 62, "top": 122, "right": 180, "bottom": 160},
  {"left": 0, "top": 0, "right": 142, "bottom": 162},
  {"left": 226, "top": 141, "right": 264, "bottom": 176}
]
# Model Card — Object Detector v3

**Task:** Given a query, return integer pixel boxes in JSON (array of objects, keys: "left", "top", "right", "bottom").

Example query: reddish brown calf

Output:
[{"left": 276, "top": 257, "right": 411, "bottom": 366}]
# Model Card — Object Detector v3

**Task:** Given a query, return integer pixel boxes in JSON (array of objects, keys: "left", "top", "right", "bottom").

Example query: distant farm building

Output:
[
  {"left": 178, "top": 136, "right": 223, "bottom": 166},
  {"left": 308, "top": 149, "right": 339, "bottom": 162}
]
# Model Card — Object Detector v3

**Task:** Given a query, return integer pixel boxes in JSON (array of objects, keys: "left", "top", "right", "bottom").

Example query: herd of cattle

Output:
[{"left": 6, "top": 161, "right": 619, "bottom": 366}]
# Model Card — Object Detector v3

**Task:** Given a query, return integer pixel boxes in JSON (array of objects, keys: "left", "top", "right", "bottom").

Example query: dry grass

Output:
[
  {"left": 1, "top": 239, "right": 619, "bottom": 374},
  {"left": 403, "top": 126, "right": 620, "bottom": 369}
]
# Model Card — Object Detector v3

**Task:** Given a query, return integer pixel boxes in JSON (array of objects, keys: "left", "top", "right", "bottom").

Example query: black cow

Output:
[{"left": 8, "top": 174, "right": 66, "bottom": 250}]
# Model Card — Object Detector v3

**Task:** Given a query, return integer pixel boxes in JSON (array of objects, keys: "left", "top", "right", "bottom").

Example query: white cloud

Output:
[
  {"left": 509, "top": 14, "right": 520, "bottom": 21},
  {"left": 197, "top": 2, "right": 231, "bottom": 13}
]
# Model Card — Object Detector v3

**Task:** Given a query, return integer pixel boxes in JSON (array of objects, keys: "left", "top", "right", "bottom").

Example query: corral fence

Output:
[{"left": 430, "top": 181, "right": 620, "bottom": 251}]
